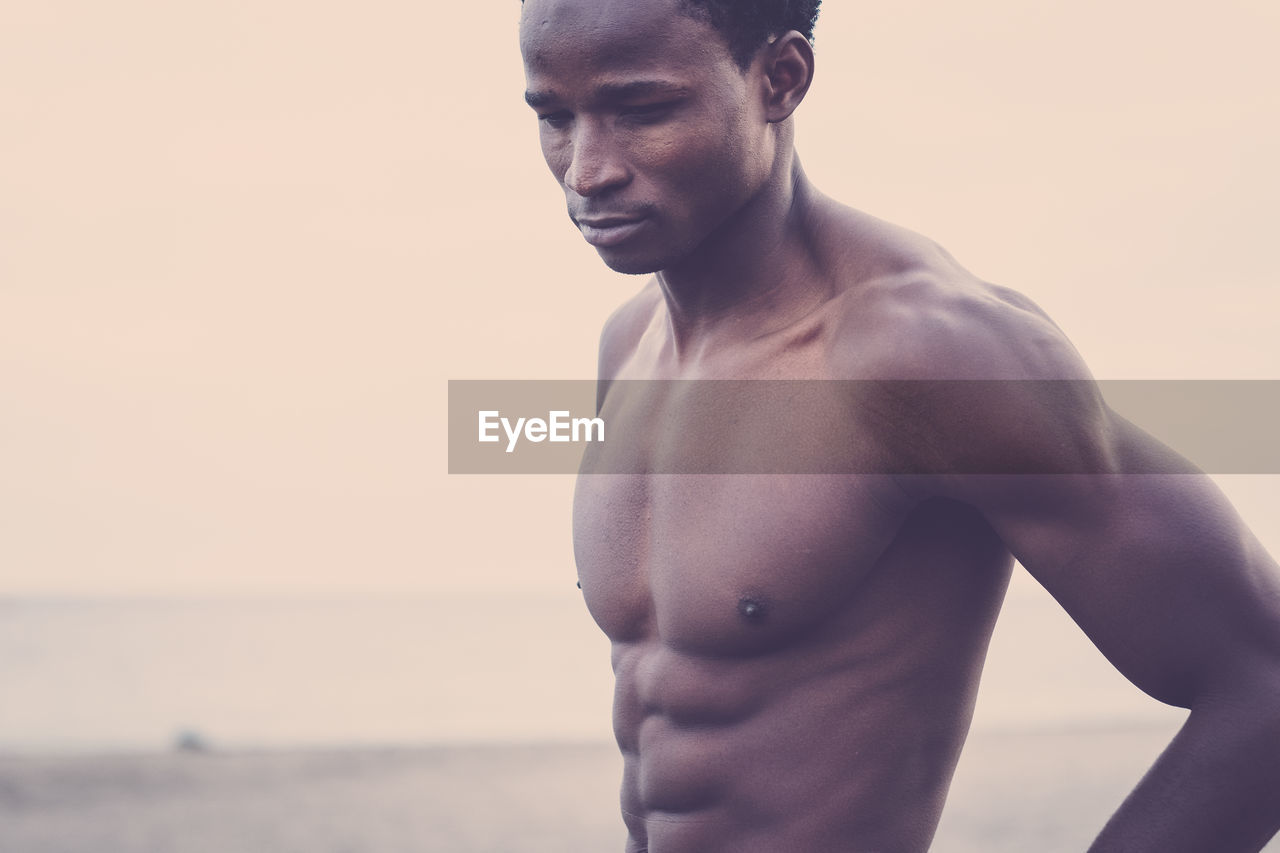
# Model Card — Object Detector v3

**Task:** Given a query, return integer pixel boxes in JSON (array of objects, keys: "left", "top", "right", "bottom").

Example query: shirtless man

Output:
[{"left": 518, "top": 1, "right": 1280, "bottom": 850}]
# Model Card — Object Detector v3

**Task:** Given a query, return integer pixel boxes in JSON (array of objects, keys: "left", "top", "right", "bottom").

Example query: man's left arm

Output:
[{"left": 940, "top": 406, "right": 1280, "bottom": 852}]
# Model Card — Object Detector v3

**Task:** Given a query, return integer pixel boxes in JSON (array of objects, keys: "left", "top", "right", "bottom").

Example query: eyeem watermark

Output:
[
  {"left": 449, "top": 379, "right": 1280, "bottom": 474},
  {"left": 478, "top": 410, "right": 605, "bottom": 453}
]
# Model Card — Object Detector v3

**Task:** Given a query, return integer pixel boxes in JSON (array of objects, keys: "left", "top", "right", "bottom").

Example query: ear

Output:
[{"left": 759, "top": 31, "right": 815, "bottom": 123}]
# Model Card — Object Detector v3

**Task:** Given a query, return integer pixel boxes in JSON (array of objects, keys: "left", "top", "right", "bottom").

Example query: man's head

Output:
[{"left": 520, "top": 0, "right": 818, "bottom": 274}]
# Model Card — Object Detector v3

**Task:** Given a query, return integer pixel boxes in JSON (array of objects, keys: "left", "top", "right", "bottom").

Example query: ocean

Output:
[
  {"left": 0, "top": 591, "right": 613, "bottom": 753},
  {"left": 0, "top": 575, "right": 1186, "bottom": 753}
]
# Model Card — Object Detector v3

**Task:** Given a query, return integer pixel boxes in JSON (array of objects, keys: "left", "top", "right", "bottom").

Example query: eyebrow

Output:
[
  {"left": 524, "top": 80, "right": 690, "bottom": 109},
  {"left": 524, "top": 90, "right": 558, "bottom": 108}
]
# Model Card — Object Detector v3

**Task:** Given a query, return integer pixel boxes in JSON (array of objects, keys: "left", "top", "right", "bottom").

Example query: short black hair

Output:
[
  {"left": 520, "top": 1, "right": 823, "bottom": 71},
  {"left": 679, "top": 0, "right": 822, "bottom": 69}
]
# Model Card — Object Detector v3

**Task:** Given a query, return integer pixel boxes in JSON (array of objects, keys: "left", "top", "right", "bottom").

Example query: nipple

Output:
[{"left": 737, "top": 597, "right": 767, "bottom": 622}]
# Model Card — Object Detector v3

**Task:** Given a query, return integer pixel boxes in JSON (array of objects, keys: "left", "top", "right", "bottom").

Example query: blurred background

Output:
[{"left": 2, "top": 1, "right": 1278, "bottom": 850}]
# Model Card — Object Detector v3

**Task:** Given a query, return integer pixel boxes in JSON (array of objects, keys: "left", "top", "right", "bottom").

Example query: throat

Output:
[{"left": 654, "top": 165, "right": 832, "bottom": 354}]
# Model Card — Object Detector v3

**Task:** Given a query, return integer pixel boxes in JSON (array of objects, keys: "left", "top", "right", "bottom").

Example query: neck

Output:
[{"left": 656, "top": 153, "right": 830, "bottom": 358}]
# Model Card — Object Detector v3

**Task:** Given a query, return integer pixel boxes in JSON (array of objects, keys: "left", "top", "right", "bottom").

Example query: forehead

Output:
[{"left": 520, "top": 0, "right": 733, "bottom": 81}]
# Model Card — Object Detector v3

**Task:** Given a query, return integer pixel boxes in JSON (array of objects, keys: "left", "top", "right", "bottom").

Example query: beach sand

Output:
[{"left": 3, "top": 725, "right": 1277, "bottom": 852}]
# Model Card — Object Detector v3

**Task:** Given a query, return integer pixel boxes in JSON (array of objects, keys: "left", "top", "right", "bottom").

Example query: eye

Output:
[
  {"left": 537, "top": 111, "right": 573, "bottom": 130},
  {"left": 619, "top": 102, "right": 677, "bottom": 123}
]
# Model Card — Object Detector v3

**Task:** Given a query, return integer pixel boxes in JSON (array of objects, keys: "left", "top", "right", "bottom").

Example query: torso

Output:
[
  {"left": 575, "top": 474, "right": 1011, "bottom": 852},
  {"left": 573, "top": 213, "right": 1034, "bottom": 851}
]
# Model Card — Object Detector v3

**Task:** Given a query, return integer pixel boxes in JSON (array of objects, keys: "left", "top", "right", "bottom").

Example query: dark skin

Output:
[{"left": 520, "top": 1, "right": 1280, "bottom": 850}]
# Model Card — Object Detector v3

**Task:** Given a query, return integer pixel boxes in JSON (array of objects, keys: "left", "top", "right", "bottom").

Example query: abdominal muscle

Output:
[
  {"left": 582, "top": 495, "right": 1015, "bottom": 853},
  {"left": 613, "top": 632, "right": 979, "bottom": 851}
]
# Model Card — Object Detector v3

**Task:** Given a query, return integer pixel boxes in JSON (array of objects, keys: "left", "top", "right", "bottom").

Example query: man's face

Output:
[{"left": 520, "top": 0, "right": 773, "bottom": 275}]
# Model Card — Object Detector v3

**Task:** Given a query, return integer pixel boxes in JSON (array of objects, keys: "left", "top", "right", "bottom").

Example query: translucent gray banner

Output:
[{"left": 448, "top": 380, "right": 1280, "bottom": 474}]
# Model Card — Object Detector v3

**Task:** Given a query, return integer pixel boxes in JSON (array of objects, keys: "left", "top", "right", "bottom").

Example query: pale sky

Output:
[{"left": 3, "top": 1, "right": 1278, "bottom": 595}]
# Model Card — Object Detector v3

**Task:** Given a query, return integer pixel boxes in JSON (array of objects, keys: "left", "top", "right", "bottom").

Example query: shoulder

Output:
[
  {"left": 821, "top": 212, "right": 1114, "bottom": 477},
  {"left": 822, "top": 213, "right": 1087, "bottom": 382},
  {"left": 597, "top": 277, "right": 663, "bottom": 380}
]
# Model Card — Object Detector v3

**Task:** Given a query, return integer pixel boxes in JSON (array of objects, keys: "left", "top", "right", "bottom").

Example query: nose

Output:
[{"left": 563, "top": 121, "right": 630, "bottom": 198}]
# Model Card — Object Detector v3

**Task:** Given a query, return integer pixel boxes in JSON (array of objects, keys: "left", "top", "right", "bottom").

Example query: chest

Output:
[
  {"left": 572, "top": 470, "right": 911, "bottom": 655},
  {"left": 572, "top": 323, "right": 919, "bottom": 654}
]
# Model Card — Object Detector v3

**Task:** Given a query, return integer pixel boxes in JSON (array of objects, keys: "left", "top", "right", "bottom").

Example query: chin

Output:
[
  {"left": 594, "top": 247, "right": 667, "bottom": 276},
  {"left": 593, "top": 236, "right": 698, "bottom": 276}
]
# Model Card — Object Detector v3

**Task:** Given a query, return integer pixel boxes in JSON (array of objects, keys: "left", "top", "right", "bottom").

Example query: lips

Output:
[{"left": 574, "top": 216, "right": 648, "bottom": 248}]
